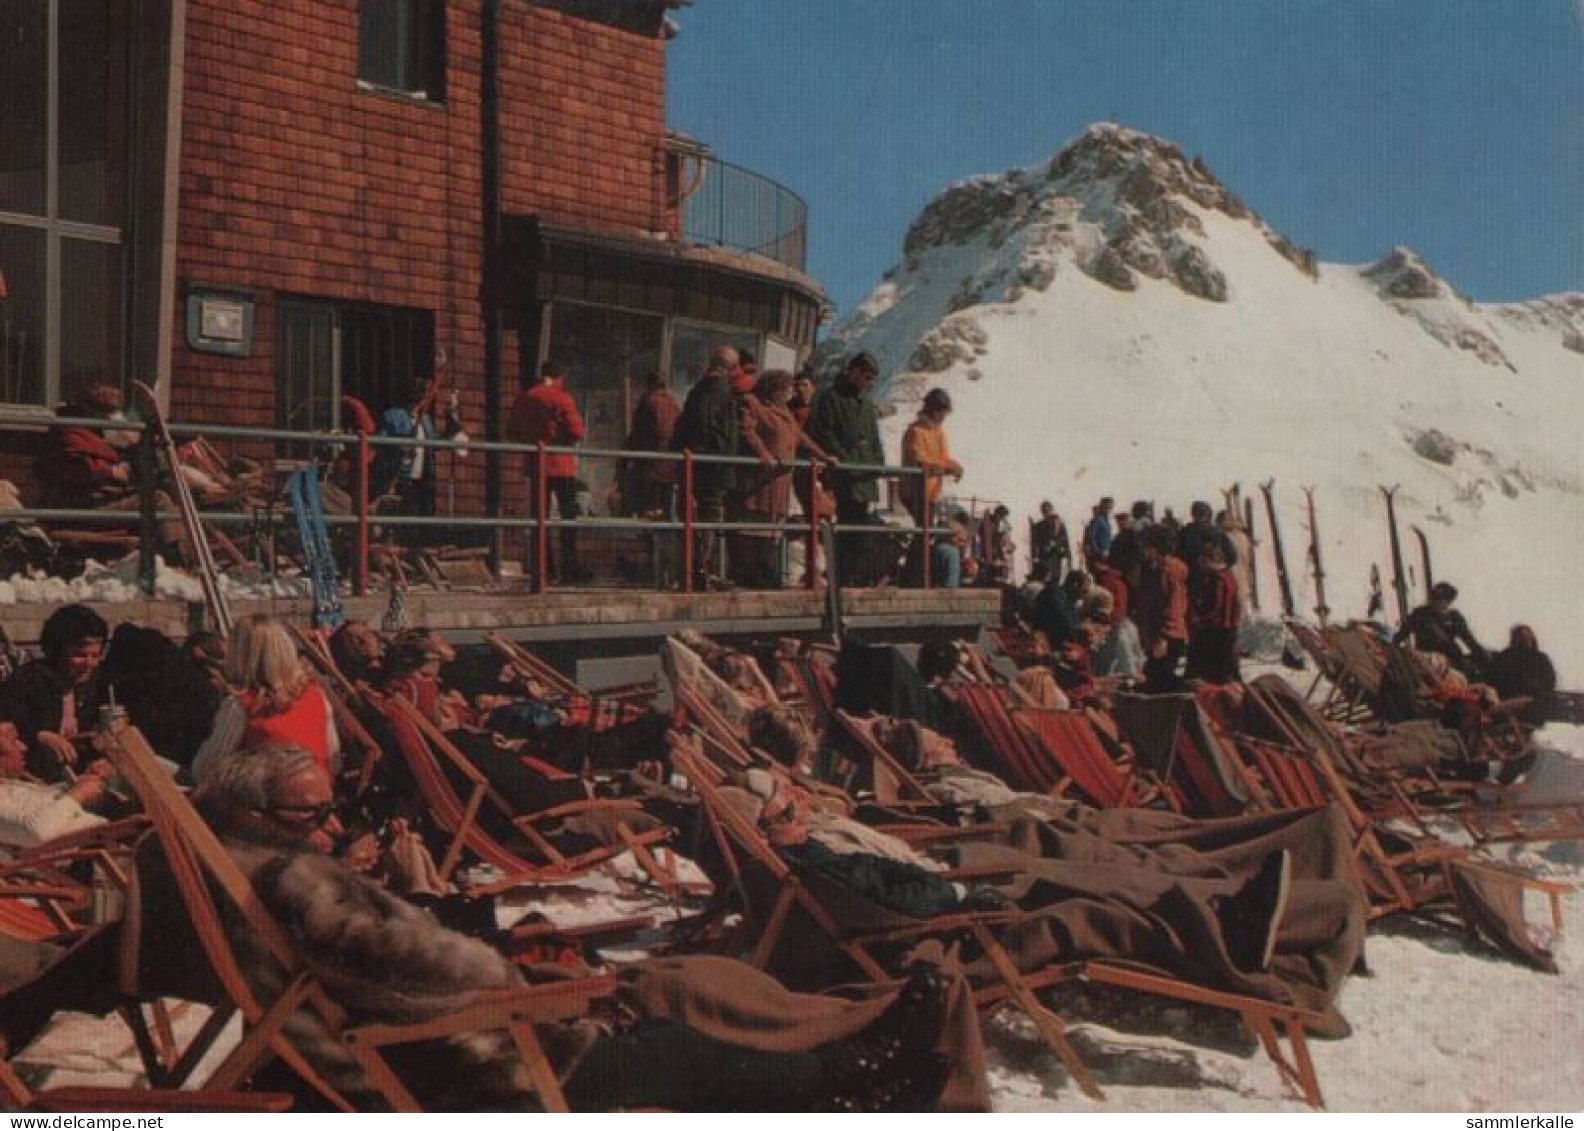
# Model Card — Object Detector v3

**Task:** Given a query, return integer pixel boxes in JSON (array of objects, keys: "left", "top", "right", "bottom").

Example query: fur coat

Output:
[{"left": 224, "top": 839, "right": 551, "bottom": 1110}]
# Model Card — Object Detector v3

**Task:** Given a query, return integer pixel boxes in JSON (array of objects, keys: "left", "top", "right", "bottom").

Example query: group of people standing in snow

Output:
[{"left": 1003, "top": 494, "right": 1250, "bottom": 696}]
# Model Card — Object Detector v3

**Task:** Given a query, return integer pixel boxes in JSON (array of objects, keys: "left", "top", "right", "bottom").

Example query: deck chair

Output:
[
  {"left": 486, "top": 632, "right": 658, "bottom": 707},
  {"left": 372, "top": 691, "right": 682, "bottom": 898},
  {"left": 1231, "top": 688, "right": 1572, "bottom": 950},
  {"left": 81, "top": 720, "right": 621, "bottom": 1112},
  {"left": 776, "top": 648, "right": 839, "bottom": 735},
  {"left": 668, "top": 736, "right": 1103, "bottom": 1101},
  {"left": 952, "top": 684, "right": 1062, "bottom": 793},
  {"left": 674, "top": 735, "right": 1331, "bottom": 1107},
  {"left": 830, "top": 710, "right": 940, "bottom": 811},
  {"left": 1111, "top": 693, "right": 1252, "bottom": 818},
  {"left": 1014, "top": 708, "right": 1167, "bottom": 810}
]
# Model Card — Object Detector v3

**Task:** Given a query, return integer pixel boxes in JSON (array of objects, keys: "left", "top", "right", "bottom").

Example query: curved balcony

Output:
[{"left": 666, "top": 140, "right": 808, "bottom": 273}]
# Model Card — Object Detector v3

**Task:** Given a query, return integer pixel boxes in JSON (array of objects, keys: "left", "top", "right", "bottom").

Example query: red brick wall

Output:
[{"left": 170, "top": 0, "right": 668, "bottom": 524}]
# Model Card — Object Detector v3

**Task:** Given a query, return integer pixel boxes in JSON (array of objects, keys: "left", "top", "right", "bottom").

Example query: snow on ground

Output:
[{"left": 0, "top": 552, "right": 313, "bottom": 607}]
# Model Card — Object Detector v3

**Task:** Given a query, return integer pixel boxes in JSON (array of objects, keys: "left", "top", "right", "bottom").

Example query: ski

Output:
[
  {"left": 1259, "top": 479, "right": 1295, "bottom": 618},
  {"left": 288, "top": 466, "right": 345, "bottom": 629},
  {"left": 1381, "top": 485, "right": 1409, "bottom": 625},
  {"left": 1411, "top": 524, "right": 1434, "bottom": 599},
  {"left": 1243, "top": 495, "right": 1260, "bottom": 612},
  {"left": 130, "top": 381, "right": 233, "bottom": 636},
  {"left": 1302, "top": 486, "right": 1329, "bottom": 625}
]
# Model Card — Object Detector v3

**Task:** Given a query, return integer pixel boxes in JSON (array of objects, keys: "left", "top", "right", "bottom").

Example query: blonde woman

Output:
[{"left": 193, "top": 615, "right": 340, "bottom": 782}]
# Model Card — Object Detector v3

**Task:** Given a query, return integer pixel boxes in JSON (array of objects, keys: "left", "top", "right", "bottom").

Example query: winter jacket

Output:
[
  {"left": 1189, "top": 566, "right": 1241, "bottom": 633},
  {"left": 1032, "top": 583, "right": 1083, "bottom": 649},
  {"left": 1082, "top": 513, "right": 1113, "bottom": 562},
  {"left": 805, "top": 379, "right": 884, "bottom": 507},
  {"left": 1030, "top": 517, "right": 1072, "bottom": 580},
  {"left": 735, "top": 397, "right": 825, "bottom": 523},
  {"left": 672, "top": 373, "right": 740, "bottom": 498},
  {"left": 1485, "top": 645, "right": 1557, "bottom": 727},
  {"left": 1178, "top": 521, "right": 1238, "bottom": 569},
  {"left": 1393, "top": 605, "right": 1487, "bottom": 673},
  {"left": 899, "top": 415, "right": 953, "bottom": 517},
  {"left": 621, "top": 389, "right": 681, "bottom": 485},
  {"left": 1136, "top": 556, "right": 1189, "bottom": 645},
  {"left": 507, "top": 381, "right": 586, "bottom": 479},
  {"left": 37, "top": 424, "right": 127, "bottom": 506}
]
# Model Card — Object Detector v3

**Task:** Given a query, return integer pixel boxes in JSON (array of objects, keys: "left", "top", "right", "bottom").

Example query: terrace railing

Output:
[
  {"left": 0, "top": 411, "right": 939, "bottom": 603},
  {"left": 670, "top": 146, "right": 808, "bottom": 273}
]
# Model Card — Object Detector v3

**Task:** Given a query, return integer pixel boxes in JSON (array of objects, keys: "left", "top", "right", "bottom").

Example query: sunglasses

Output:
[{"left": 265, "top": 801, "right": 336, "bottom": 828}]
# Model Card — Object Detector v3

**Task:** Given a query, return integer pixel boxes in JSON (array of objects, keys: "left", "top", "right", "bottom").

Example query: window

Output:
[
  {"left": 277, "top": 298, "right": 434, "bottom": 437},
  {"left": 668, "top": 321, "right": 761, "bottom": 393},
  {"left": 0, "top": 0, "right": 127, "bottom": 408},
  {"left": 545, "top": 302, "right": 664, "bottom": 513},
  {"left": 357, "top": 0, "right": 445, "bottom": 102}
]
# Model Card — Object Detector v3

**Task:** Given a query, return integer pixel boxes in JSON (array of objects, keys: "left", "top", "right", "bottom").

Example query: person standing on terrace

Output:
[{"left": 508, "top": 360, "right": 588, "bottom": 585}]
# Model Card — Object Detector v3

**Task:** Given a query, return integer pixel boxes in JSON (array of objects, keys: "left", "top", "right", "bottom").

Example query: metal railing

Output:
[
  {"left": 0, "top": 411, "right": 944, "bottom": 601},
  {"left": 670, "top": 147, "right": 808, "bottom": 273}
]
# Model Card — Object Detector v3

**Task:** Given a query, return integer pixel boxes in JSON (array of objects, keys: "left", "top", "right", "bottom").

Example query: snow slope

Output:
[{"left": 823, "top": 123, "right": 1584, "bottom": 681}]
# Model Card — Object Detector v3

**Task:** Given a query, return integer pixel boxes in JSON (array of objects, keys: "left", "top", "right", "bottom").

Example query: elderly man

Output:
[{"left": 191, "top": 745, "right": 971, "bottom": 1111}]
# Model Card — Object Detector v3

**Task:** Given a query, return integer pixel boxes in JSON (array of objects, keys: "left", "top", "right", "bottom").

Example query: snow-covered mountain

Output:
[{"left": 822, "top": 123, "right": 1584, "bottom": 681}]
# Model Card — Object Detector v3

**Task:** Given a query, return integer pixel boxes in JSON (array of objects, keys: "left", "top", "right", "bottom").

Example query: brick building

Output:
[{"left": 0, "top": 0, "right": 827, "bottom": 526}]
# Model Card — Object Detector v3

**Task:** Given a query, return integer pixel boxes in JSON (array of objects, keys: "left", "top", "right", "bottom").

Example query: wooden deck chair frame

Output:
[
  {"left": 951, "top": 684, "right": 1061, "bottom": 794},
  {"left": 1015, "top": 708, "right": 1160, "bottom": 810},
  {"left": 91, "top": 722, "right": 368, "bottom": 1110},
  {"left": 87, "top": 722, "right": 619, "bottom": 1112},
  {"left": 667, "top": 736, "right": 1104, "bottom": 1102},
  {"left": 487, "top": 631, "right": 659, "bottom": 706},
  {"left": 373, "top": 691, "right": 682, "bottom": 898},
  {"left": 288, "top": 624, "right": 387, "bottom": 796},
  {"left": 830, "top": 709, "right": 940, "bottom": 810}
]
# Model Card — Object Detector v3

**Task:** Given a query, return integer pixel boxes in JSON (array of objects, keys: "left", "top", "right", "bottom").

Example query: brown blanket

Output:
[
  {"left": 621, "top": 954, "right": 989, "bottom": 1111},
  {"left": 948, "top": 803, "right": 1366, "bottom": 1034}
]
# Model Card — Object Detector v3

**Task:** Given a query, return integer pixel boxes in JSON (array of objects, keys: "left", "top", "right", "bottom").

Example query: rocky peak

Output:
[
  {"left": 1363, "top": 247, "right": 1450, "bottom": 300},
  {"left": 898, "top": 122, "right": 1316, "bottom": 307}
]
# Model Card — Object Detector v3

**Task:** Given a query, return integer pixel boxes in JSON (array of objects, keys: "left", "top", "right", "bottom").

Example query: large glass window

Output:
[
  {"left": 58, "top": 0, "right": 126, "bottom": 226},
  {"left": 0, "top": 2, "right": 48, "bottom": 218},
  {"left": 0, "top": 226, "right": 46, "bottom": 405},
  {"left": 546, "top": 302, "right": 664, "bottom": 514},
  {"left": 357, "top": 0, "right": 445, "bottom": 102},
  {"left": 0, "top": 0, "right": 126, "bottom": 407},
  {"left": 58, "top": 237, "right": 120, "bottom": 405},
  {"left": 669, "top": 321, "right": 761, "bottom": 393}
]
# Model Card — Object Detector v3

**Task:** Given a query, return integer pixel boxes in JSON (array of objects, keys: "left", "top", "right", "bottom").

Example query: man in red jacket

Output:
[
  {"left": 507, "top": 360, "right": 587, "bottom": 584},
  {"left": 1135, "top": 526, "right": 1189, "bottom": 693}
]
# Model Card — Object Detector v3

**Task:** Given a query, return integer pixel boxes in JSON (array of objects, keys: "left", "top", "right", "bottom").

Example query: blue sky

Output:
[{"left": 667, "top": 1, "right": 1584, "bottom": 320}]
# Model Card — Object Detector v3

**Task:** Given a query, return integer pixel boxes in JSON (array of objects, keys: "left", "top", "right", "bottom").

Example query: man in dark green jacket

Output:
[
  {"left": 807, "top": 352, "right": 888, "bottom": 584},
  {"left": 673, "top": 355, "right": 740, "bottom": 588}
]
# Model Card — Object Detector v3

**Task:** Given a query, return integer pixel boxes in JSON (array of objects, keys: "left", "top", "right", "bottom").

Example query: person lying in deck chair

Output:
[
  {"left": 733, "top": 712, "right": 1368, "bottom": 1030},
  {"left": 192, "top": 744, "right": 983, "bottom": 1111}
]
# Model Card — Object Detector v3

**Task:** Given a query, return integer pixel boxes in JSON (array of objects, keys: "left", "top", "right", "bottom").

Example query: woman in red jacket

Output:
[{"left": 193, "top": 615, "right": 340, "bottom": 782}]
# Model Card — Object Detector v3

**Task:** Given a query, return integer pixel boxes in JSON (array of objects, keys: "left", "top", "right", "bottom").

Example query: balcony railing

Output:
[{"left": 668, "top": 145, "right": 808, "bottom": 273}]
